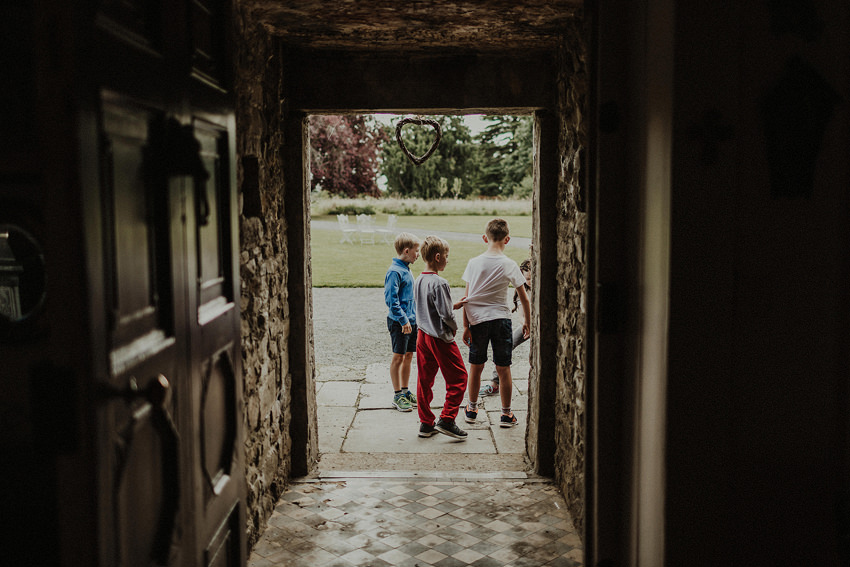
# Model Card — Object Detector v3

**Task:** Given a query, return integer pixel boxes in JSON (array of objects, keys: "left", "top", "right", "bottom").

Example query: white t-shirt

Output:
[{"left": 462, "top": 252, "right": 526, "bottom": 325}]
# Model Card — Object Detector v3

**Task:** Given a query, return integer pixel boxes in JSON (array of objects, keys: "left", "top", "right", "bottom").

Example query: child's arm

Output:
[
  {"left": 462, "top": 283, "right": 472, "bottom": 346},
  {"left": 384, "top": 271, "right": 411, "bottom": 333},
  {"left": 516, "top": 285, "right": 531, "bottom": 339},
  {"left": 435, "top": 284, "right": 458, "bottom": 336}
]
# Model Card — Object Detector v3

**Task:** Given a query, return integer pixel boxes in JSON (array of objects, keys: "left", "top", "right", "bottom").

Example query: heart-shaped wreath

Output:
[{"left": 395, "top": 117, "right": 442, "bottom": 166}]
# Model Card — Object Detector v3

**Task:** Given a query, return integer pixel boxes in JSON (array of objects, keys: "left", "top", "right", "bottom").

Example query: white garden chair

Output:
[
  {"left": 337, "top": 214, "right": 357, "bottom": 244},
  {"left": 356, "top": 214, "right": 376, "bottom": 244},
  {"left": 376, "top": 214, "right": 398, "bottom": 244}
]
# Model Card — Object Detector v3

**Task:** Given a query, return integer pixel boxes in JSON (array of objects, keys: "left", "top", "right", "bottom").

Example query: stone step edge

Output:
[{"left": 296, "top": 470, "right": 557, "bottom": 482}]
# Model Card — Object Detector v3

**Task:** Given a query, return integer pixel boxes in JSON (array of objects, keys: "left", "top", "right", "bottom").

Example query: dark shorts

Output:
[
  {"left": 467, "top": 318, "right": 513, "bottom": 366},
  {"left": 387, "top": 317, "right": 417, "bottom": 354}
]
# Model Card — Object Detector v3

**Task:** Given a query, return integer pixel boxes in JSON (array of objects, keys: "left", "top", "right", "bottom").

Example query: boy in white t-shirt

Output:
[{"left": 461, "top": 218, "right": 530, "bottom": 428}]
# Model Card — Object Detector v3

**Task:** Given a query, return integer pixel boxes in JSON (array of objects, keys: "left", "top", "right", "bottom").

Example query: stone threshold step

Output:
[{"left": 314, "top": 470, "right": 537, "bottom": 481}]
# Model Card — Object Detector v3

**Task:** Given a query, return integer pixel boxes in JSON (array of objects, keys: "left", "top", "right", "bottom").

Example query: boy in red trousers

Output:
[{"left": 413, "top": 236, "right": 469, "bottom": 439}]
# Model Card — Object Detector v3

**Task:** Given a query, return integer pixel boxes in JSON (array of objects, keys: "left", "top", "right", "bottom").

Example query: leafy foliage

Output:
[
  {"left": 309, "top": 115, "right": 388, "bottom": 197},
  {"left": 474, "top": 116, "right": 534, "bottom": 197},
  {"left": 309, "top": 114, "right": 533, "bottom": 199},
  {"left": 380, "top": 116, "right": 477, "bottom": 198}
]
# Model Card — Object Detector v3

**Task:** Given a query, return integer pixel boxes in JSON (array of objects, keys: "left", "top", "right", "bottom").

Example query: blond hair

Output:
[
  {"left": 486, "top": 218, "right": 510, "bottom": 242},
  {"left": 419, "top": 235, "right": 449, "bottom": 264},
  {"left": 394, "top": 232, "right": 420, "bottom": 255}
]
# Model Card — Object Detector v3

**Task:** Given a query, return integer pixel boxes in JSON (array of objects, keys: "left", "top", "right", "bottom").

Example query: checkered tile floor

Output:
[{"left": 248, "top": 476, "right": 583, "bottom": 567}]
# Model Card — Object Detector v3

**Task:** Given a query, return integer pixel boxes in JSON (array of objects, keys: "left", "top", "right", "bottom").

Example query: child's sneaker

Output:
[
  {"left": 435, "top": 418, "right": 468, "bottom": 440},
  {"left": 500, "top": 412, "right": 518, "bottom": 428},
  {"left": 393, "top": 393, "right": 412, "bottom": 412},
  {"left": 403, "top": 390, "right": 417, "bottom": 407},
  {"left": 419, "top": 423, "right": 437, "bottom": 437},
  {"left": 463, "top": 404, "right": 478, "bottom": 424},
  {"left": 479, "top": 382, "right": 499, "bottom": 397}
]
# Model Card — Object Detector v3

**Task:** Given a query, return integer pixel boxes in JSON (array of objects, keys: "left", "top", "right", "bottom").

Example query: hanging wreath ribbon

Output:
[{"left": 395, "top": 117, "right": 442, "bottom": 166}]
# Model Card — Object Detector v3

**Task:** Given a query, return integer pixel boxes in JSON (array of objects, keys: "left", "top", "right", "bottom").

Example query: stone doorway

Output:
[{"left": 236, "top": 5, "right": 587, "bottom": 556}]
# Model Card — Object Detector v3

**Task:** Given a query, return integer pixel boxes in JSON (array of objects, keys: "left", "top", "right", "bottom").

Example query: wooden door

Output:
[{"left": 83, "top": 2, "right": 244, "bottom": 566}]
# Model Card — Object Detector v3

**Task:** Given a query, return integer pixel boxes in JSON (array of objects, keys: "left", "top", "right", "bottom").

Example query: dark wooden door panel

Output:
[
  {"left": 97, "top": 0, "right": 163, "bottom": 53},
  {"left": 112, "top": 374, "right": 180, "bottom": 567},
  {"left": 189, "top": 0, "right": 228, "bottom": 89},
  {"left": 100, "top": 351, "right": 181, "bottom": 567},
  {"left": 200, "top": 348, "right": 238, "bottom": 498},
  {"left": 100, "top": 98, "right": 167, "bottom": 353},
  {"left": 204, "top": 506, "right": 242, "bottom": 567},
  {"left": 90, "top": 2, "right": 243, "bottom": 566},
  {"left": 194, "top": 118, "right": 232, "bottom": 314}
]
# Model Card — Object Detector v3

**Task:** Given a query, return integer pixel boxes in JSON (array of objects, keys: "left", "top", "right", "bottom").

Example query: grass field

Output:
[
  {"left": 312, "top": 214, "right": 532, "bottom": 238},
  {"left": 310, "top": 195, "right": 532, "bottom": 218},
  {"left": 310, "top": 216, "right": 531, "bottom": 287}
]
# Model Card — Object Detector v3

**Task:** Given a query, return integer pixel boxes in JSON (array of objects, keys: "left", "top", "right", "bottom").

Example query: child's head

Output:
[
  {"left": 520, "top": 259, "right": 532, "bottom": 287},
  {"left": 485, "top": 218, "right": 510, "bottom": 242},
  {"left": 394, "top": 232, "right": 420, "bottom": 263},
  {"left": 513, "top": 258, "right": 533, "bottom": 312},
  {"left": 420, "top": 235, "right": 450, "bottom": 269}
]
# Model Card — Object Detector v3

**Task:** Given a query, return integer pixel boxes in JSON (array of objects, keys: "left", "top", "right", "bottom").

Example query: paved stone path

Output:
[
  {"left": 245, "top": 292, "right": 583, "bottom": 567},
  {"left": 312, "top": 288, "right": 532, "bottom": 467},
  {"left": 248, "top": 476, "right": 583, "bottom": 567}
]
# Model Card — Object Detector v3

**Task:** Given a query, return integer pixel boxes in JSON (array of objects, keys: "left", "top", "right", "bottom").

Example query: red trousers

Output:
[{"left": 416, "top": 331, "right": 468, "bottom": 425}]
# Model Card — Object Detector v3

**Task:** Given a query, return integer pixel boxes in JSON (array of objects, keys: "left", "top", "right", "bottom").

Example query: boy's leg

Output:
[
  {"left": 487, "top": 325, "right": 526, "bottom": 388},
  {"left": 401, "top": 325, "right": 418, "bottom": 405},
  {"left": 401, "top": 352, "right": 414, "bottom": 390},
  {"left": 415, "top": 333, "right": 439, "bottom": 425},
  {"left": 389, "top": 353, "right": 405, "bottom": 391},
  {"left": 467, "top": 363, "right": 486, "bottom": 405},
  {"left": 437, "top": 341, "right": 468, "bottom": 422},
  {"left": 387, "top": 317, "right": 406, "bottom": 391},
  {"left": 466, "top": 321, "right": 489, "bottom": 406},
  {"left": 495, "top": 364, "right": 513, "bottom": 409},
  {"left": 492, "top": 318, "right": 518, "bottom": 425}
]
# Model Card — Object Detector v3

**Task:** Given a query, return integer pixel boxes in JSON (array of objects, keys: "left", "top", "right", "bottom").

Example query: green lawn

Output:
[
  {"left": 310, "top": 217, "right": 531, "bottom": 287},
  {"left": 312, "top": 214, "right": 532, "bottom": 239}
]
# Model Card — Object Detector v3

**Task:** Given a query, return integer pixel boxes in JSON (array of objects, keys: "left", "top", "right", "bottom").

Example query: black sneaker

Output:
[
  {"left": 500, "top": 412, "right": 518, "bottom": 428},
  {"left": 419, "top": 423, "right": 437, "bottom": 437},
  {"left": 435, "top": 418, "right": 468, "bottom": 440},
  {"left": 463, "top": 404, "right": 478, "bottom": 424}
]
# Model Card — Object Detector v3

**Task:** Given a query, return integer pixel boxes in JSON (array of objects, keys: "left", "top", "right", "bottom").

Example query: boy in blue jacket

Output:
[{"left": 384, "top": 232, "right": 421, "bottom": 411}]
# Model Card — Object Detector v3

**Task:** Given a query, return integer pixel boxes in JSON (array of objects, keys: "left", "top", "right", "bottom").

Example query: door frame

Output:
[
  {"left": 588, "top": 0, "right": 674, "bottom": 565},
  {"left": 279, "top": 49, "right": 561, "bottom": 476}
]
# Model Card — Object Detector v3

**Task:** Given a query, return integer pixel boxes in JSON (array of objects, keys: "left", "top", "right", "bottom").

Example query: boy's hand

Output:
[
  {"left": 462, "top": 327, "right": 472, "bottom": 346},
  {"left": 453, "top": 296, "right": 468, "bottom": 310},
  {"left": 522, "top": 323, "right": 530, "bottom": 340},
  {"left": 402, "top": 323, "right": 412, "bottom": 334}
]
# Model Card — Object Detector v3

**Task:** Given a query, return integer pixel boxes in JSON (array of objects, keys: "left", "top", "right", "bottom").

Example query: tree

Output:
[
  {"left": 309, "top": 115, "right": 388, "bottom": 197},
  {"left": 380, "top": 116, "right": 477, "bottom": 198},
  {"left": 474, "top": 115, "right": 534, "bottom": 197}
]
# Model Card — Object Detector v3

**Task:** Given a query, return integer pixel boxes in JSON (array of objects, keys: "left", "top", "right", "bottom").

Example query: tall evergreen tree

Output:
[{"left": 474, "top": 115, "right": 533, "bottom": 197}]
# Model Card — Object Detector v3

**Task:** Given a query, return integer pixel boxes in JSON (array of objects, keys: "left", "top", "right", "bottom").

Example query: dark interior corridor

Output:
[{"left": 5, "top": 1, "right": 850, "bottom": 566}]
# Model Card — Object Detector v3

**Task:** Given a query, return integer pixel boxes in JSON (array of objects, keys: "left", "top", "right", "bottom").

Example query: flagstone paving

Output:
[
  {"left": 245, "top": 288, "right": 583, "bottom": 566},
  {"left": 248, "top": 476, "right": 583, "bottom": 567}
]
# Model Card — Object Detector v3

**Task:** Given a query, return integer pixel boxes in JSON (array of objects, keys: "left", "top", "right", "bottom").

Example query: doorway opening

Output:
[
  {"left": 236, "top": 26, "right": 586, "bottom": 555},
  {"left": 306, "top": 113, "right": 536, "bottom": 474}
]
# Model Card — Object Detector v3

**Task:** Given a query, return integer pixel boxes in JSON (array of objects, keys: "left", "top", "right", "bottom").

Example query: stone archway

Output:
[{"left": 233, "top": 6, "right": 588, "bottom": 550}]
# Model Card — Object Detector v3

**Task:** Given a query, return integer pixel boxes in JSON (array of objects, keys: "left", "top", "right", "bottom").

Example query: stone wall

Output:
[
  {"left": 235, "top": 6, "right": 292, "bottom": 548},
  {"left": 554, "top": 22, "right": 588, "bottom": 533},
  {"left": 233, "top": 4, "right": 588, "bottom": 548}
]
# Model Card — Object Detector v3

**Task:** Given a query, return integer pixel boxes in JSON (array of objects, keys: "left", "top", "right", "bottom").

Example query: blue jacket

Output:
[{"left": 384, "top": 258, "right": 416, "bottom": 326}]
